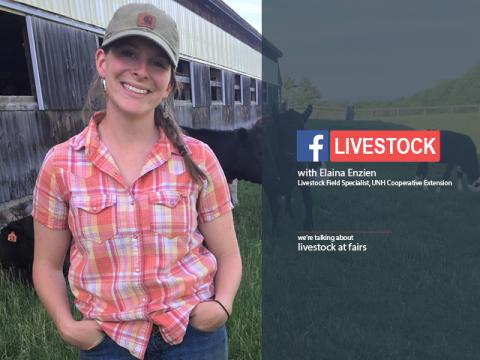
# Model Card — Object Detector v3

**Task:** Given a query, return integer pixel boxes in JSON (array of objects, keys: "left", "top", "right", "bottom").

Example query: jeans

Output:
[{"left": 79, "top": 324, "right": 228, "bottom": 360}]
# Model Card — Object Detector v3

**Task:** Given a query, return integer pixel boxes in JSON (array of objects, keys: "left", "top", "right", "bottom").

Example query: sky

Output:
[
  {"left": 262, "top": 0, "right": 480, "bottom": 102},
  {"left": 223, "top": 0, "right": 262, "bottom": 33}
]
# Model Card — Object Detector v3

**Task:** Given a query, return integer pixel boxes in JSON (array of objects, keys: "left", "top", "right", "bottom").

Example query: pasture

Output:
[
  {"left": 0, "top": 181, "right": 261, "bottom": 360},
  {"left": 263, "top": 117, "right": 480, "bottom": 359}
]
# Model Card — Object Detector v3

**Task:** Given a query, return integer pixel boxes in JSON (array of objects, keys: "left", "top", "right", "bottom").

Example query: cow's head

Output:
[{"left": 274, "top": 105, "right": 313, "bottom": 155}]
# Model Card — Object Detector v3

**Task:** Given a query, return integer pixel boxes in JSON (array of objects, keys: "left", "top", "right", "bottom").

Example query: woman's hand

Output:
[
  {"left": 59, "top": 319, "right": 105, "bottom": 350},
  {"left": 189, "top": 301, "right": 229, "bottom": 332}
]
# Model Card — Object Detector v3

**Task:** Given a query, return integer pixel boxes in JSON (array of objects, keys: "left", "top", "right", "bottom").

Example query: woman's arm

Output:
[
  {"left": 190, "top": 211, "right": 242, "bottom": 331},
  {"left": 33, "top": 220, "right": 104, "bottom": 350}
]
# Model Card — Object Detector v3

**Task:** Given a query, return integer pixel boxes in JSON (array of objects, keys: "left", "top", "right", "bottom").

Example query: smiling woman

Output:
[
  {"left": 31, "top": 3, "right": 242, "bottom": 360},
  {"left": 97, "top": 37, "right": 175, "bottom": 123}
]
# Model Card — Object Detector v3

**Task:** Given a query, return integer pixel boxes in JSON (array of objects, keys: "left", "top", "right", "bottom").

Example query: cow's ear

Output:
[
  {"left": 303, "top": 104, "right": 313, "bottom": 122},
  {"left": 238, "top": 128, "right": 248, "bottom": 145}
]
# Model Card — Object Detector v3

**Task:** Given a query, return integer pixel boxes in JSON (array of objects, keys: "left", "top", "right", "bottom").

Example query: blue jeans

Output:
[{"left": 79, "top": 324, "right": 228, "bottom": 360}]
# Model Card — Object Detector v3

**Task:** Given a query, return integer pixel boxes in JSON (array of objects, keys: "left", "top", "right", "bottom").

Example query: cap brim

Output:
[{"left": 102, "top": 29, "right": 178, "bottom": 68}]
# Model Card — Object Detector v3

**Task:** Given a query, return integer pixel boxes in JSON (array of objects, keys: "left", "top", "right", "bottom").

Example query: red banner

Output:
[{"left": 329, "top": 130, "right": 440, "bottom": 162}]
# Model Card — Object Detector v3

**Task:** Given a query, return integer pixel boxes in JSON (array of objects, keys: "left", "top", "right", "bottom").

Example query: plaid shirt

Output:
[{"left": 32, "top": 112, "right": 233, "bottom": 359}]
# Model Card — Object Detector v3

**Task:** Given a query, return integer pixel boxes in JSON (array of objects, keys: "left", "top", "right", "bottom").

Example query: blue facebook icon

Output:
[{"left": 296, "top": 130, "right": 329, "bottom": 162}]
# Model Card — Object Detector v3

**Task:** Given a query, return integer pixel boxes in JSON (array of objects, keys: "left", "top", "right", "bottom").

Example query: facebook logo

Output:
[{"left": 297, "top": 130, "right": 329, "bottom": 162}]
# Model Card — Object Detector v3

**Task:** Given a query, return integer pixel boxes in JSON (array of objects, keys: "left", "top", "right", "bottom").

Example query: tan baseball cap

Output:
[{"left": 102, "top": 3, "right": 179, "bottom": 68}]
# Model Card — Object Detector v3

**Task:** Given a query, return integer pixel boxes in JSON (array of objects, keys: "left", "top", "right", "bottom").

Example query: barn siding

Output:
[
  {"left": 174, "top": 104, "right": 194, "bottom": 127},
  {"left": 0, "top": 110, "right": 85, "bottom": 204},
  {"left": 234, "top": 104, "right": 250, "bottom": 124},
  {"left": 223, "top": 70, "right": 234, "bottom": 106},
  {"left": 192, "top": 62, "right": 211, "bottom": 108},
  {"left": 31, "top": 16, "right": 97, "bottom": 110},
  {"left": 223, "top": 105, "right": 234, "bottom": 127},
  {"left": 192, "top": 107, "right": 210, "bottom": 128},
  {"left": 242, "top": 75, "right": 251, "bottom": 107}
]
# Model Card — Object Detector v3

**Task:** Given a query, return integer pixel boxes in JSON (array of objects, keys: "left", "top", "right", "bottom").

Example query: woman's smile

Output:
[{"left": 121, "top": 81, "right": 151, "bottom": 95}]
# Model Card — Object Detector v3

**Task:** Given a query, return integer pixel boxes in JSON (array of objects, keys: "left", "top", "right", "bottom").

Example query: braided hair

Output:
[{"left": 154, "top": 86, "right": 207, "bottom": 185}]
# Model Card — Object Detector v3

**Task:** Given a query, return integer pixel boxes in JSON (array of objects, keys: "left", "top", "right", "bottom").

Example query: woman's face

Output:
[{"left": 96, "top": 36, "right": 173, "bottom": 119}]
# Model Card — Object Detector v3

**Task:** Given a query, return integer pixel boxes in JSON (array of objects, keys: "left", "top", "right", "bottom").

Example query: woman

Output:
[{"left": 32, "top": 3, "right": 242, "bottom": 359}]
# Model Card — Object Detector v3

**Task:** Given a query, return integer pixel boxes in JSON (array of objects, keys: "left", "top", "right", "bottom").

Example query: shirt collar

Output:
[{"left": 71, "top": 112, "right": 187, "bottom": 171}]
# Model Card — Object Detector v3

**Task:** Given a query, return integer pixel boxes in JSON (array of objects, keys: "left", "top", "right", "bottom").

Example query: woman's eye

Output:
[
  {"left": 151, "top": 59, "right": 168, "bottom": 68},
  {"left": 119, "top": 49, "right": 136, "bottom": 59}
]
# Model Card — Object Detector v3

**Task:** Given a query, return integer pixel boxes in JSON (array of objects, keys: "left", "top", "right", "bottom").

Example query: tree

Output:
[{"left": 281, "top": 75, "right": 321, "bottom": 110}]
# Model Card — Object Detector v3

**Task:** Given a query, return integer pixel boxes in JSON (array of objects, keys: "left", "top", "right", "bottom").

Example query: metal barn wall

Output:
[
  {"left": 14, "top": 0, "right": 264, "bottom": 82},
  {"left": 31, "top": 16, "right": 97, "bottom": 110}
]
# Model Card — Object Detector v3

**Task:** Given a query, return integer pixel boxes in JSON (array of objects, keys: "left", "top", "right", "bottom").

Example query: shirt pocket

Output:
[
  {"left": 71, "top": 194, "right": 117, "bottom": 243},
  {"left": 149, "top": 191, "right": 189, "bottom": 238}
]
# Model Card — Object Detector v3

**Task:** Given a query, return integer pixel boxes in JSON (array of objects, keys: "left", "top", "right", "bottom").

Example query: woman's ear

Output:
[{"left": 95, "top": 48, "right": 107, "bottom": 78}]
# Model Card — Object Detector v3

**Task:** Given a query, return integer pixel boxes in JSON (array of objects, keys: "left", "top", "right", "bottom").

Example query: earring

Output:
[{"left": 101, "top": 78, "right": 107, "bottom": 91}]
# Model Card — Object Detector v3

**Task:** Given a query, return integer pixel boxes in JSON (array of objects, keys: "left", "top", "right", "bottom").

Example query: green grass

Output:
[
  {"left": 0, "top": 181, "right": 261, "bottom": 360},
  {"left": 0, "top": 271, "right": 78, "bottom": 360}
]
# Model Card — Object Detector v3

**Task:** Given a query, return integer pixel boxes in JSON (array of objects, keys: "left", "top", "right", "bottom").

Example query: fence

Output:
[{"left": 295, "top": 103, "right": 480, "bottom": 121}]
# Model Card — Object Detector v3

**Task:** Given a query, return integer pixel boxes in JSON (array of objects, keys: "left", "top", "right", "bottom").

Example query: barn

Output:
[{"left": 0, "top": 0, "right": 282, "bottom": 224}]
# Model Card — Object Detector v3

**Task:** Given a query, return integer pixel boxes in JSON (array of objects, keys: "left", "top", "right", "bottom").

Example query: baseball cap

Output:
[{"left": 102, "top": 3, "right": 179, "bottom": 68}]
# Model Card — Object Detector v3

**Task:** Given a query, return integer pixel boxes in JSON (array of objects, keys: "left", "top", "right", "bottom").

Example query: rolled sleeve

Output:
[
  {"left": 32, "top": 147, "right": 68, "bottom": 230},
  {"left": 197, "top": 145, "right": 234, "bottom": 223}
]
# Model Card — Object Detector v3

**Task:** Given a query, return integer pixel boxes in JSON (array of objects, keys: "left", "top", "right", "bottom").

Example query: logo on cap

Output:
[{"left": 137, "top": 13, "right": 156, "bottom": 29}]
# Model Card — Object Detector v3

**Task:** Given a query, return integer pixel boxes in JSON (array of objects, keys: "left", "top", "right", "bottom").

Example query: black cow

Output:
[
  {"left": 263, "top": 105, "right": 314, "bottom": 233},
  {"left": 416, "top": 130, "right": 480, "bottom": 192},
  {"left": 0, "top": 215, "right": 35, "bottom": 284},
  {"left": 0, "top": 215, "right": 70, "bottom": 286},
  {"left": 182, "top": 123, "right": 262, "bottom": 184}
]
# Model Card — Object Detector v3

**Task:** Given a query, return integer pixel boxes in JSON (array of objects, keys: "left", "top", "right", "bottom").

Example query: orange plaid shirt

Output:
[{"left": 32, "top": 112, "right": 233, "bottom": 359}]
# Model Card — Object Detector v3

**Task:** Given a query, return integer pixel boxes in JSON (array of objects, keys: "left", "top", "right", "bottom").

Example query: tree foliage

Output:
[{"left": 282, "top": 75, "right": 321, "bottom": 110}]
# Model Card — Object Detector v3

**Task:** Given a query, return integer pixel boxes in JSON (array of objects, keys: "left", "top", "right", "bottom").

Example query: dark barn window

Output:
[
  {"left": 175, "top": 59, "right": 192, "bottom": 101},
  {"left": 234, "top": 74, "right": 242, "bottom": 103},
  {"left": 250, "top": 78, "right": 257, "bottom": 103},
  {"left": 210, "top": 67, "right": 223, "bottom": 103},
  {"left": 0, "top": 11, "right": 34, "bottom": 96}
]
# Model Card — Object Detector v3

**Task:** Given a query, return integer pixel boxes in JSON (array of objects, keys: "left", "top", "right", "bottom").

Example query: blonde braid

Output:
[
  {"left": 155, "top": 100, "right": 207, "bottom": 185},
  {"left": 82, "top": 75, "right": 106, "bottom": 125}
]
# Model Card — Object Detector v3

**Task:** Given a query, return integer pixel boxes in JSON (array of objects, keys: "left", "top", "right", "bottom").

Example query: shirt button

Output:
[
  {"left": 135, "top": 268, "right": 140, "bottom": 272},
  {"left": 142, "top": 298, "right": 147, "bottom": 302}
]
